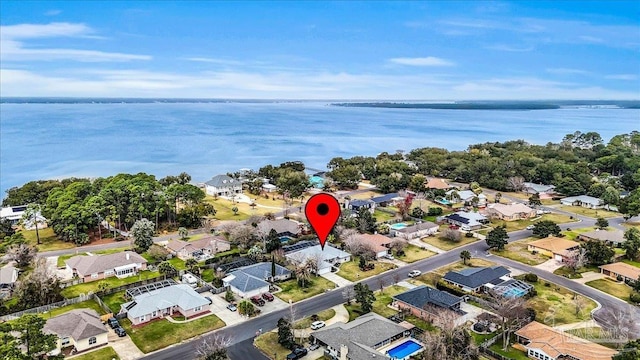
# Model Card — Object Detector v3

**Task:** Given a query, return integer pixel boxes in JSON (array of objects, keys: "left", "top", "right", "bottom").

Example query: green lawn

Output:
[
  {"left": 562, "top": 226, "right": 598, "bottom": 240},
  {"left": 489, "top": 213, "right": 573, "bottom": 233},
  {"left": 336, "top": 259, "right": 396, "bottom": 282},
  {"left": 204, "top": 196, "right": 255, "bottom": 220},
  {"left": 553, "top": 265, "right": 599, "bottom": 279},
  {"left": 70, "top": 346, "right": 120, "bottom": 360},
  {"left": 470, "top": 331, "right": 497, "bottom": 345},
  {"left": 294, "top": 309, "right": 336, "bottom": 329},
  {"left": 21, "top": 227, "right": 76, "bottom": 252},
  {"left": 421, "top": 234, "right": 479, "bottom": 251},
  {"left": 200, "top": 268, "right": 215, "bottom": 282},
  {"left": 433, "top": 258, "right": 497, "bottom": 276},
  {"left": 254, "top": 332, "right": 295, "bottom": 360},
  {"left": 168, "top": 257, "right": 187, "bottom": 270},
  {"left": 121, "top": 315, "right": 225, "bottom": 353},
  {"left": 560, "top": 206, "right": 620, "bottom": 219},
  {"left": 374, "top": 209, "right": 398, "bottom": 222},
  {"left": 586, "top": 278, "right": 635, "bottom": 303},
  {"left": 565, "top": 327, "right": 620, "bottom": 349},
  {"left": 396, "top": 244, "right": 436, "bottom": 263},
  {"left": 41, "top": 299, "right": 107, "bottom": 319},
  {"left": 275, "top": 276, "right": 336, "bottom": 303},
  {"left": 522, "top": 278, "right": 597, "bottom": 325},
  {"left": 57, "top": 252, "right": 80, "bottom": 268},
  {"left": 101, "top": 290, "right": 128, "bottom": 314},
  {"left": 489, "top": 339, "right": 529, "bottom": 360},
  {"left": 61, "top": 271, "right": 165, "bottom": 298},
  {"left": 492, "top": 238, "right": 550, "bottom": 266},
  {"left": 622, "top": 259, "right": 640, "bottom": 268}
]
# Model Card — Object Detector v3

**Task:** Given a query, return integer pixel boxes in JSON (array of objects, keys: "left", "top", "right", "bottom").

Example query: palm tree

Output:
[{"left": 460, "top": 250, "right": 471, "bottom": 265}]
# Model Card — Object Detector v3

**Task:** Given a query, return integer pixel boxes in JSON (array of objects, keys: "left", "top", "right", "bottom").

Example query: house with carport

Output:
[
  {"left": 599, "top": 262, "right": 640, "bottom": 283},
  {"left": 66, "top": 251, "right": 147, "bottom": 283},
  {"left": 44, "top": 309, "right": 108, "bottom": 355},
  {"left": 527, "top": 237, "right": 580, "bottom": 262}
]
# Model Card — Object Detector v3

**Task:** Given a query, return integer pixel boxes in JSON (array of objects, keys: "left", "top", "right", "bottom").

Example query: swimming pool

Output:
[
  {"left": 279, "top": 236, "right": 293, "bottom": 243},
  {"left": 389, "top": 223, "right": 408, "bottom": 230},
  {"left": 310, "top": 175, "right": 324, "bottom": 188},
  {"left": 436, "top": 198, "right": 452, "bottom": 205},
  {"left": 387, "top": 339, "right": 423, "bottom": 359},
  {"left": 502, "top": 287, "right": 527, "bottom": 298}
]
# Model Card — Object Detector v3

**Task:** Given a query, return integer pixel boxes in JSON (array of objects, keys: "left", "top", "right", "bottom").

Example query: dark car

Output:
[
  {"left": 107, "top": 317, "right": 120, "bottom": 329},
  {"left": 250, "top": 296, "right": 265, "bottom": 306},
  {"left": 286, "top": 347, "right": 308, "bottom": 360},
  {"left": 114, "top": 326, "right": 127, "bottom": 337},
  {"left": 262, "top": 292, "right": 274, "bottom": 301},
  {"left": 204, "top": 296, "right": 213, "bottom": 305}
]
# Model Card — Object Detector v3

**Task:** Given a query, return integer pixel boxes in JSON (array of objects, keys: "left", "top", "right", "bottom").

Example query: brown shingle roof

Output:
[
  {"left": 66, "top": 251, "right": 146, "bottom": 276},
  {"left": 515, "top": 321, "right": 616, "bottom": 360},
  {"left": 599, "top": 262, "right": 640, "bottom": 281},
  {"left": 579, "top": 230, "right": 625, "bottom": 244},
  {"left": 43, "top": 309, "right": 107, "bottom": 341},
  {"left": 426, "top": 178, "right": 451, "bottom": 190},
  {"left": 356, "top": 233, "right": 394, "bottom": 253},
  {"left": 528, "top": 237, "right": 580, "bottom": 255},
  {"left": 489, "top": 203, "right": 535, "bottom": 217}
]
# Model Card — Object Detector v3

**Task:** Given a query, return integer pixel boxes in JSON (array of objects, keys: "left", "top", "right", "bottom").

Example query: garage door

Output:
[{"left": 554, "top": 254, "right": 563, "bottom": 262}]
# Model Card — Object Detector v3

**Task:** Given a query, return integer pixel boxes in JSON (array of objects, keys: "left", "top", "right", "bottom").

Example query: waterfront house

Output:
[
  {"left": 204, "top": 174, "right": 243, "bottom": 197},
  {"left": 121, "top": 283, "right": 210, "bottom": 325},
  {"left": 44, "top": 309, "right": 108, "bottom": 355},
  {"left": 66, "top": 251, "right": 147, "bottom": 283}
]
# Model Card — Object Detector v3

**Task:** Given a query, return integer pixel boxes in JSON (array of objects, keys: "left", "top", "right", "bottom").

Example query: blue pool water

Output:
[
  {"left": 387, "top": 339, "right": 423, "bottom": 359},
  {"left": 280, "top": 236, "right": 293, "bottom": 243},
  {"left": 389, "top": 223, "right": 408, "bottom": 230},
  {"left": 310, "top": 175, "right": 324, "bottom": 188},
  {"left": 503, "top": 287, "right": 527, "bottom": 298},
  {"left": 436, "top": 198, "right": 452, "bottom": 205}
]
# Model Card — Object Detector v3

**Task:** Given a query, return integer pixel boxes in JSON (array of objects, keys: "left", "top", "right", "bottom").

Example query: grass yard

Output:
[
  {"left": 41, "top": 299, "right": 107, "bottom": 319},
  {"left": 168, "top": 257, "right": 187, "bottom": 270},
  {"left": 200, "top": 268, "right": 215, "bottom": 282},
  {"left": 622, "top": 222, "right": 640, "bottom": 231},
  {"left": 204, "top": 196, "right": 251, "bottom": 220},
  {"left": 121, "top": 314, "right": 225, "bottom": 353},
  {"left": 374, "top": 209, "right": 398, "bottom": 222},
  {"left": 470, "top": 331, "right": 497, "bottom": 345},
  {"left": 562, "top": 226, "right": 599, "bottom": 240},
  {"left": 395, "top": 244, "right": 436, "bottom": 263},
  {"left": 492, "top": 238, "right": 550, "bottom": 266},
  {"left": 559, "top": 206, "right": 620, "bottom": 219},
  {"left": 489, "top": 339, "right": 529, "bottom": 360},
  {"left": 586, "top": 278, "right": 635, "bottom": 303},
  {"left": 275, "top": 276, "right": 336, "bottom": 303},
  {"left": 294, "top": 309, "right": 336, "bottom": 329},
  {"left": 522, "top": 278, "right": 597, "bottom": 325},
  {"left": 71, "top": 346, "right": 120, "bottom": 360},
  {"left": 622, "top": 259, "right": 640, "bottom": 268},
  {"left": 489, "top": 213, "right": 574, "bottom": 233},
  {"left": 336, "top": 259, "right": 396, "bottom": 282},
  {"left": 345, "top": 285, "right": 406, "bottom": 321},
  {"left": 101, "top": 290, "right": 128, "bottom": 314},
  {"left": 254, "top": 332, "right": 295, "bottom": 360},
  {"left": 433, "top": 258, "right": 497, "bottom": 276},
  {"left": 61, "top": 271, "right": 164, "bottom": 298},
  {"left": 57, "top": 252, "right": 81, "bottom": 267},
  {"left": 565, "top": 327, "right": 620, "bottom": 349},
  {"left": 21, "top": 227, "right": 76, "bottom": 252},
  {"left": 421, "top": 234, "right": 479, "bottom": 251}
]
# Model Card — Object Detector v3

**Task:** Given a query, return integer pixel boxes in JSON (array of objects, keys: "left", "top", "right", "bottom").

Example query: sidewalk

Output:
[
  {"left": 408, "top": 238, "right": 445, "bottom": 254},
  {"left": 573, "top": 271, "right": 605, "bottom": 284},
  {"left": 321, "top": 272, "right": 353, "bottom": 288}
]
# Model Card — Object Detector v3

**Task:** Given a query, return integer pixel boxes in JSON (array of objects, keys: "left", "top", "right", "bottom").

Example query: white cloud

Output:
[
  {"left": 546, "top": 68, "right": 590, "bottom": 75},
  {"left": 389, "top": 57, "right": 455, "bottom": 67},
  {"left": 0, "top": 22, "right": 150, "bottom": 62},
  {"left": 605, "top": 74, "right": 638, "bottom": 80}
]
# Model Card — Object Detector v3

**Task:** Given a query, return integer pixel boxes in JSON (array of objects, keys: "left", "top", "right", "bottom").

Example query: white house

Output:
[
  {"left": 286, "top": 244, "right": 351, "bottom": 275},
  {"left": 0, "top": 205, "right": 47, "bottom": 230},
  {"left": 121, "top": 284, "right": 210, "bottom": 325},
  {"left": 0, "top": 266, "right": 19, "bottom": 297},
  {"left": 445, "top": 190, "right": 487, "bottom": 207},
  {"left": 204, "top": 174, "right": 243, "bottom": 197},
  {"left": 522, "top": 182, "right": 556, "bottom": 195},
  {"left": 560, "top": 195, "right": 604, "bottom": 209},
  {"left": 390, "top": 222, "right": 439, "bottom": 240},
  {"left": 43, "top": 309, "right": 109, "bottom": 355}
]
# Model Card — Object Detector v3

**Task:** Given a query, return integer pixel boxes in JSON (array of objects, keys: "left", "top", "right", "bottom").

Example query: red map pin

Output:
[{"left": 305, "top": 193, "right": 341, "bottom": 250}]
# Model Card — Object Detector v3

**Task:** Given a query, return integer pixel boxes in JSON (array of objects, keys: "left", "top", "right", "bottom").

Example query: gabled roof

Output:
[
  {"left": 426, "top": 178, "right": 451, "bottom": 190},
  {"left": 444, "top": 211, "right": 487, "bottom": 226},
  {"left": 488, "top": 203, "right": 535, "bottom": 217},
  {"left": 66, "top": 251, "right": 146, "bottom": 276},
  {"left": 393, "top": 285, "right": 462, "bottom": 309},
  {"left": 349, "top": 199, "right": 375, "bottom": 207},
  {"left": 122, "top": 284, "right": 209, "bottom": 318},
  {"left": 395, "top": 221, "right": 438, "bottom": 234},
  {"left": 235, "top": 262, "right": 291, "bottom": 279},
  {"left": 528, "top": 237, "right": 580, "bottom": 254},
  {"left": 561, "top": 195, "right": 603, "bottom": 206},
  {"left": 356, "top": 233, "right": 394, "bottom": 252},
  {"left": 312, "top": 313, "right": 410, "bottom": 360},
  {"left": 286, "top": 245, "right": 350, "bottom": 272},
  {"left": 43, "top": 309, "right": 107, "bottom": 341},
  {"left": 523, "top": 182, "right": 555, "bottom": 193},
  {"left": 371, "top": 193, "right": 400, "bottom": 204},
  {"left": 515, "top": 321, "right": 616, "bottom": 360},
  {"left": 443, "top": 266, "right": 511, "bottom": 289},
  {"left": 204, "top": 174, "right": 240, "bottom": 188},
  {"left": 579, "top": 229, "right": 625, "bottom": 244},
  {"left": 599, "top": 262, "right": 640, "bottom": 281},
  {"left": 258, "top": 219, "right": 300, "bottom": 235},
  {"left": 167, "top": 236, "right": 229, "bottom": 253},
  {"left": 0, "top": 266, "right": 18, "bottom": 284}
]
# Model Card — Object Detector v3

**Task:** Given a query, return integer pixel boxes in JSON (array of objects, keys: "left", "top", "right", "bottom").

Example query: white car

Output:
[
  {"left": 526, "top": 225, "right": 535, "bottom": 230},
  {"left": 408, "top": 270, "right": 422, "bottom": 278},
  {"left": 310, "top": 321, "right": 326, "bottom": 330},
  {"left": 383, "top": 253, "right": 395, "bottom": 260}
]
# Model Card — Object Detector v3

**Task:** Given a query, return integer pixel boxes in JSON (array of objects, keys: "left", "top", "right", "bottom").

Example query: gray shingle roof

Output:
[
  {"left": 205, "top": 174, "right": 240, "bottom": 188},
  {"left": 393, "top": 285, "right": 462, "bottom": 309},
  {"left": 235, "top": 262, "right": 291, "bottom": 279},
  {"left": 258, "top": 219, "right": 300, "bottom": 235},
  {"left": 122, "top": 284, "right": 209, "bottom": 318},
  {"left": 580, "top": 230, "right": 625, "bottom": 244},
  {"left": 371, "top": 193, "right": 400, "bottom": 204},
  {"left": 312, "top": 313, "right": 408, "bottom": 360},
  {"left": 443, "top": 266, "right": 510, "bottom": 289},
  {"left": 562, "top": 195, "right": 603, "bottom": 206},
  {"left": 66, "top": 251, "right": 146, "bottom": 276},
  {"left": 395, "top": 221, "right": 438, "bottom": 234},
  {"left": 43, "top": 309, "right": 107, "bottom": 341},
  {"left": 349, "top": 199, "right": 375, "bottom": 208},
  {"left": 224, "top": 271, "right": 269, "bottom": 293}
]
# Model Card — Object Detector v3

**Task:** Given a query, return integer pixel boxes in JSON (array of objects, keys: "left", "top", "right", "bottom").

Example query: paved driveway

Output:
[
  {"left": 201, "top": 291, "right": 245, "bottom": 325},
  {"left": 321, "top": 271, "right": 353, "bottom": 288},
  {"left": 107, "top": 327, "right": 144, "bottom": 360},
  {"left": 534, "top": 258, "right": 564, "bottom": 273},
  {"left": 574, "top": 271, "right": 605, "bottom": 284}
]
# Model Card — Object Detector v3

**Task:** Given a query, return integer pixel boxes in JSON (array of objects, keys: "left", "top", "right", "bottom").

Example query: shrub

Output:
[
  {"left": 524, "top": 273, "right": 539, "bottom": 283},
  {"left": 427, "top": 207, "right": 443, "bottom": 216},
  {"left": 465, "top": 232, "right": 474, "bottom": 238},
  {"left": 630, "top": 292, "right": 640, "bottom": 304},
  {"left": 544, "top": 282, "right": 551, "bottom": 287},
  {"left": 616, "top": 275, "right": 623, "bottom": 282}
]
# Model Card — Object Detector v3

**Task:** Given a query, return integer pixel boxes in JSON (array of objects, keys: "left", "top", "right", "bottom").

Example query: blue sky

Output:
[{"left": 1, "top": 1, "right": 639, "bottom": 99}]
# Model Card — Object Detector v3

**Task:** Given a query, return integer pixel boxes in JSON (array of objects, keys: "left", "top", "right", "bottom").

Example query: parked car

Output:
[
  {"left": 383, "top": 253, "right": 394, "bottom": 260},
  {"left": 227, "top": 304, "right": 237, "bottom": 311},
  {"left": 309, "top": 343, "right": 320, "bottom": 351},
  {"left": 262, "top": 292, "right": 274, "bottom": 302},
  {"left": 408, "top": 270, "right": 421, "bottom": 278},
  {"left": 114, "top": 326, "right": 127, "bottom": 337},
  {"left": 250, "top": 296, "right": 266, "bottom": 306},
  {"left": 526, "top": 225, "right": 535, "bottom": 230},
  {"left": 286, "top": 347, "right": 308, "bottom": 360},
  {"left": 107, "top": 317, "right": 120, "bottom": 329},
  {"left": 204, "top": 296, "right": 213, "bottom": 305},
  {"left": 310, "top": 321, "right": 326, "bottom": 330}
]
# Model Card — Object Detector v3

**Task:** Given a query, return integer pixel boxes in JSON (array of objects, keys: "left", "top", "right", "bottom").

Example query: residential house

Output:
[
  {"left": 578, "top": 229, "right": 626, "bottom": 246},
  {"left": 527, "top": 237, "right": 580, "bottom": 262},
  {"left": 446, "top": 190, "right": 487, "bottom": 207},
  {"left": 346, "top": 199, "right": 375, "bottom": 214},
  {"left": 356, "top": 233, "right": 394, "bottom": 258},
  {"left": 66, "top": 251, "right": 147, "bottom": 283},
  {"left": 442, "top": 266, "right": 533, "bottom": 296},
  {"left": 0, "top": 266, "right": 19, "bottom": 298},
  {"left": 371, "top": 193, "right": 403, "bottom": 207},
  {"left": 286, "top": 244, "right": 351, "bottom": 275},
  {"left": 0, "top": 205, "right": 47, "bottom": 230},
  {"left": 43, "top": 309, "right": 108, "bottom": 355},
  {"left": 166, "top": 236, "right": 230, "bottom": 261},
  {"left": 257, "top": 218, "right": 301, "bottom": 238},
  {"left": 523, "top": 182, "right": 556, "bottom": 196},
  {"left": 391, "top": 221, "right": 439, "bottom": 240},
  {"left": 311, "top": 313, "right": 416, "bottom": 360},
  {"left": 392, "top": 285, "right": 463, "bottom": 322},
  {"left": 560, "top": 195, "right": 604, "bottom": 209},
  {"left": 204, "top": 174, "right": 242, "bottom": 197},
  {"left": 486, "top": 203, "right": 537, "bottom": 221},
  {"left": 515, "top": 321, "right": 616, "bottom": 360},
  {"left": 121, "top": 284, "right": 210, "bottom": 325},
  {"left": 261, "top": 183, "right": 277, "bottom": 193},
  {"left": 441, "top": 211, "right": 489, "bottom": 230},
  {"left": 599, "top": 262, "right": 640, "bottom": 283},
  {"left": 223, "top": 262, "right": 291, "bottom": 298},
  {"left": 425, "top": 178, "right": 452, "bottom": 190}
]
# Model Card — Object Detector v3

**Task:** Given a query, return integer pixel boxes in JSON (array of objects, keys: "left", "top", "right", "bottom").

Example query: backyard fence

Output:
[{"left": 0, "top": 294, "right": 92, "bottom": 321}]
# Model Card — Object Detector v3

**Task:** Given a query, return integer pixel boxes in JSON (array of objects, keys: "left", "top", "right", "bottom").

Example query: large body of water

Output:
[{"left": 1, "top": 102, "right": 639, "bottom": 197}]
